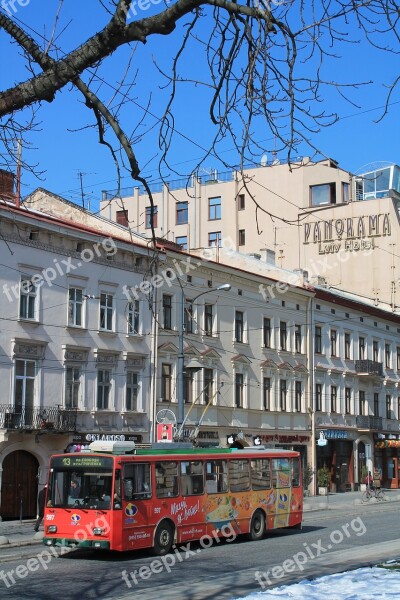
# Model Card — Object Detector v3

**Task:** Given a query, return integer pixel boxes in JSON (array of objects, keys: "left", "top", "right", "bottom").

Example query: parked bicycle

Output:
[{"left": 362, "top": 486, "right": 386, "bottom": 502}]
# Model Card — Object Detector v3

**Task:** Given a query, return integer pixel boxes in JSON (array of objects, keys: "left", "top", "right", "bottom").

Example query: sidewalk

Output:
[
  {"left": 0, "top": 519, "right": 42, "bottom": 549},
  {"left": 1, "top": 489, "right": 400, "bottom": 549},
  {"left": 303, "top": 487, "right": 400, "bottom": 512}
]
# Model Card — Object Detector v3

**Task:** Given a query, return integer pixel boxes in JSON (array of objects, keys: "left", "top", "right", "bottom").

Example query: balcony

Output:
[
  {"left": 355, "top": 360, "right": 383, "bottom": 377},
  {"left": 356, "top": 415, "right": 383, "bottom": 430},
  {"left": 0, "top": 405, "right": 77, "bottom": 432}
]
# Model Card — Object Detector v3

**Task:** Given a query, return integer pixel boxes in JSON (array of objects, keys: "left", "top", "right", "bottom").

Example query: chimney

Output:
[{"left": 0, "top": 169, "right": 15, "bottom": 202}]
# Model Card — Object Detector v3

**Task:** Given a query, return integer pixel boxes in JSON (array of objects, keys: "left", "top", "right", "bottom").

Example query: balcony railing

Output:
[
  {"left": 0, "top": 405, "right": 77, "bottom": 432},
  {"left": 356, "top": 415, "right": 383, "bottom": 430},
  {"left": 355, "top": 360, "right": 383, "bottom": 377}
]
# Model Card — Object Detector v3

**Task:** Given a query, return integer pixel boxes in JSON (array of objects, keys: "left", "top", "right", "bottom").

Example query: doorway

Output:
[
  {"left": 1, "top": 450, "right": 39, "bottom": 520},
  {"left": 386, "top": 456, "right": 399, "bottom": 489}
]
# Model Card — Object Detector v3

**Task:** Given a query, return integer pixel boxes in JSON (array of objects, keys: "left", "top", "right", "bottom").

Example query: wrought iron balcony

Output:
[
  {"left": 356, "top": 415, "right": 383, "bottom": 430},
  {"left": 0, "top": 405, "right": 77, "bottom": 432},
  {"left": 355, "top": 360, "right": 383, "bottom": 377}
]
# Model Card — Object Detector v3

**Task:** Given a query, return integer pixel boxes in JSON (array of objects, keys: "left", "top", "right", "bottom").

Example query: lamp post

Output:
[{"left": 176, "top": 282, "right": 231, "bottom": 439}]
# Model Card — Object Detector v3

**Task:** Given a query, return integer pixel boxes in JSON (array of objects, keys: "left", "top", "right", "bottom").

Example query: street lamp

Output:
[{"left": 176, "top": 283, "right": 231, "bottom": 439}]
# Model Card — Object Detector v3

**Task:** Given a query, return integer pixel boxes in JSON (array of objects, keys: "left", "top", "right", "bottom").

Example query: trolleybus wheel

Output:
[
  {"left": 153, "top": 521, "right": 174, "bottom": 556},
  {"left": 247, "top": 509, "right": 265, "bottom": 541}
]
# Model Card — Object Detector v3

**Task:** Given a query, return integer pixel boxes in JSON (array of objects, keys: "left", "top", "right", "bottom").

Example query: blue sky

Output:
[{"left": 1, "top": 1, "right": 399, "bottom": 209}]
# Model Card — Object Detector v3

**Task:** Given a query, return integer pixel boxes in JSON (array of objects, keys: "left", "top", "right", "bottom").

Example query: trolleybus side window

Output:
[
  {"left": 155, "top": 461, "right": 179, "bottom": 498},
  {"left": 272, "top": 458, "right": 291, "bottom": 488},
  {"left": 229, "top": 459, "right": 250, "bottom": 492},
  {"left": 180, "top": 461, "right": 204, "bottom": 496},
  {"left": 123, "top": 463, "right": 151, "bottom": 500},
  {"left": 205, "top": 460, "right": 228, "bottom": 493},
  {"left": 291, "top": 457, "right": 300, "bottom": 487},
  {"left": 251, "top": 459, "right": 271, "bottom": 490}
]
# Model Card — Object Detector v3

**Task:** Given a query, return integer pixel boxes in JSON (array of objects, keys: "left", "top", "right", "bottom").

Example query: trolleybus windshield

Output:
[{"left": 49, "top": 455, "right": 115, "bottom": 509}]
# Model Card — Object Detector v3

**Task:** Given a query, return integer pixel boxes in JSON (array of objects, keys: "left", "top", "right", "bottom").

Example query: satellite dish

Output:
[
  {"left": 260, "top": 154, "right": 268, "bottom": 167},
  {"left": 156, "top": 409, "right": 176, "bottom": 425}
]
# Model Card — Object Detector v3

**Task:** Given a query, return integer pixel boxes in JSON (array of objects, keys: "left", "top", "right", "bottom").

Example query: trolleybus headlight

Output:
[
  {"left": 47, "top": 525, "right": 57, "bottom": 533},
  {"left": 93, "top": 527, "right": 105, "bottom": 535}
]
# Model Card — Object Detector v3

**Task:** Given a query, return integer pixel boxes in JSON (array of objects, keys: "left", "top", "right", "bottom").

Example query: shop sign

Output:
[
  {"left": 320, "top": 429, "right": 348, "bottom": 440},
  {"left": 259, "top": 434, "right": 310, "bottom": 444},
  {"left": 72, "top": 432, "right": 143, "bottom": 443},
  {"left": 317, "top": 432, "right": 327, "bottom": 447},
  {"left": 183, "top": 430, "right": 219, "bottom": 440}
]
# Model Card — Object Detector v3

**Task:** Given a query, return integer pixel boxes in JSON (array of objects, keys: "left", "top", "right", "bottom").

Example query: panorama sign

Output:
[{"left": 303, "top": 213, "right": 391, "bottom": 254}]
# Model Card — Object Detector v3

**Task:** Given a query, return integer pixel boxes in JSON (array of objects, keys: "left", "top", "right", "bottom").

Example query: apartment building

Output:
[
  {"left": 100, "top": 159, "right": 400, "bottom": 307},
  {"left": 309, "top": 286, "right": 400, "bottom": 492},
  {"left": 0, "top": 188, "right": 155, "bottom": 519}
]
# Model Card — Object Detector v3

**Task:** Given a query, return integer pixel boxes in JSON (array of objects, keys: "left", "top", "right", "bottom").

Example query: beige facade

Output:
[{"left": 100, "top": 160, "right": 400, "bottom": 308}]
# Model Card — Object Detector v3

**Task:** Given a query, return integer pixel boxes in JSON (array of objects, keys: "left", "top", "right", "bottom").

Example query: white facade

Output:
[{"left": 0, "top": 199, "right": 155, "bottom": 518}]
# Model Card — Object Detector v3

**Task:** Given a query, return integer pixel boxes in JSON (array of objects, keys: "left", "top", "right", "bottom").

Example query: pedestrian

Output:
[{"left": 34, "top": 484, "right": 47, "bottom": 532}]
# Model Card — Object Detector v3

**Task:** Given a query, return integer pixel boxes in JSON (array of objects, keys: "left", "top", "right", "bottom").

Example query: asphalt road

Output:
[{"left": 1, "top": 502, "right": 399, "bottom": 600}]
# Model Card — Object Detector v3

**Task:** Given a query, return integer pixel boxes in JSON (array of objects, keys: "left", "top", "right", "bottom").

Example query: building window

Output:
[
  {"left": 280, "top": 380, "right": 287, "bottom": 411},
  {"left": 359, "top": 337, "right": 365, "bottom": 360},
  {"left": 161, "top": 364, "right": 172, "bottom": 401},
  {"left": 359, "top": 390, "right": 366, "bottom": 416},
  {"left": 373, "top": 340, "right": 379, "bottom": 362},
  {"left": 116, "top": 209, "right": 128, "bottom": 227},
  {"left": 126, "top": 372, "right": 138, "bottom": 411},
  {"left": 208, "top": 197, "right": 221, "bottom": 220},
  {"left": 385, "top": 343, "right": 391, "bottom": 368},
  {"left": 344, "top": 332, "right": 351, "bottom": 360},
  {"left": 342, "top": 182, "right": 350, "bottom": 203},
  {"left": 295, "top": 381, "right": 302, "bottom": 412},
  {"left": 204, "top": 303, "right": 213, "bottom": 336},
  {"left": 176, "top": 236, "right": 188, "bottom": 250},
  {"left": 97, "top": 369, "right": 111, "bottom": 410},
  {"left": 184, "top": 300, "right": 194, "bottom": 334},
  {"left": 295, "top": 324, "right": 302, "bottom": 353},
  {"left": 397, "top": 347, "right": 400, "bottom": 370},
  {"left": 183, "top": 370, "right": 193, "bottom": 404},
  {"left": 162, "top": 294, "right": 172, "bottom": 330},
  {"left": 315, "top": 383, "right": 322, "bottom": 412},
  {"left": 19, "top": 278, "right": 37, "bottom": 320},
  {"left": 235, "top": 311, "right": 244, "bottom": 343},
  {"left": 15, "top": 359, "right": 35, "bottom": 413},
  {"left": 176, "top": 201, "right": 188, "bottom": 225},
  {"left": 374, "top": 393, "right": 379, "bottom": 417},
  {"left": 263, "top": 377, "right": 271, "bottom": 411},
  {"left": 99, "top": 293, "right": 113, "bottom": 331},
  {"left": 386, "top": 394, "right": 392, "bottom": 419},
  {"left": 235, "top": 373, "right": 244, "bottom": 408},
  {"left": 315, "top": 326, "right": 322, "bottom": 353},
  {"left": 398, "top": 397, "right": 400, "bottom": 420},
  {"left": 127, "top": 300, "right": 140, "bottom": 334},
  {"left": 238, "top": 194, "right": 245, "bottom": 210},
  {"left": 203, "top": 368, "right": 214, "bottom": 405},
  {"left": 345, "top": 387, "right": 351, "bottom": 414},
  {"left": 330, "top": 385, "right": 337, "bottom": 413},
  {"left": 208, "top": 231, "right": 222, "bottom": 247},
  {"left": 66, "top": 366, "right": 80, "bottom": 409},
  {"left": 280, "top": 321, "right": 287, "bottom": 351},
  {"left": 310, "top": 182, "right": 336, "bottom": 206},
  {"left": 263, "top": 317, "right": 271, "bottom": 348},
  {"left": 145, "top": 205, "right": 158, "bottom": 229},
  {"left": 330, "top": 329, "right": 337, "bottom": 357},
  {"left": 68, "top": 288, "right": 83, "bottom": 327},
  {"left": 238, "top": 229, "right": 245, "bottom": 246}
]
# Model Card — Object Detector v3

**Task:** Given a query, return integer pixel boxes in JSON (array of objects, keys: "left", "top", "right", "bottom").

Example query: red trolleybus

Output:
[{"left": 43, "top": 442, "right": 303, "bottom": 554}]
